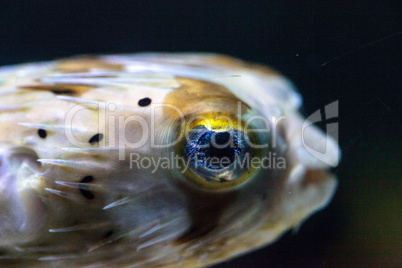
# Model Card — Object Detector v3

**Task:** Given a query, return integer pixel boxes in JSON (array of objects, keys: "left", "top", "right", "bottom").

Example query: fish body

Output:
[{"left": 0, "top": 53, "right": 340, "bottom": 267}]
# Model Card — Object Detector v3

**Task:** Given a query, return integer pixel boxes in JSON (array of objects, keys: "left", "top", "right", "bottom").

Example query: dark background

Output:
[{"left": 1, "top": 1, "right": 401, "bottom": 267}]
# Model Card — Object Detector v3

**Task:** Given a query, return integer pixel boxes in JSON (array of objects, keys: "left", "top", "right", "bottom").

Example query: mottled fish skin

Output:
[{"left": 0, "top": 53, "right": 340, "bottom": 267}]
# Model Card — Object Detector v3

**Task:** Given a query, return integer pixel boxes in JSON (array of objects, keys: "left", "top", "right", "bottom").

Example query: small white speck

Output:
[{"left": 108, "top": 103, "right": 116, "bottom": 112}]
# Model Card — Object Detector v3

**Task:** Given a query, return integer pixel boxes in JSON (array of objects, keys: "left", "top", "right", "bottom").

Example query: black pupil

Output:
[{"left": 198, "top": 131, "right": 236, "bottom": 169}]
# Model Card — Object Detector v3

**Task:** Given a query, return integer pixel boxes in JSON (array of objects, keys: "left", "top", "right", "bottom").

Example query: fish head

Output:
[{"left": 0, "top": 54, "right": 340, "bottom": 267}]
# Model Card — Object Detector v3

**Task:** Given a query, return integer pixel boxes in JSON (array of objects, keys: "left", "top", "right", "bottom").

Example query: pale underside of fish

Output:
[{"left": 0, "top": 53, "right": 340, "bottom": 267}]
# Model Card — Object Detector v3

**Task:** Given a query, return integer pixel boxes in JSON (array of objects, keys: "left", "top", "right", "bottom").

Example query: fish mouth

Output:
[{"left": 284, "top": 168, "right": 338, "bottom": 225}]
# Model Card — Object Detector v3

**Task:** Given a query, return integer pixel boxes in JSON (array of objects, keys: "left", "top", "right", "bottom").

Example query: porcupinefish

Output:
[{"left": 0, "top": 53, "right": 340, "bottom": 267}]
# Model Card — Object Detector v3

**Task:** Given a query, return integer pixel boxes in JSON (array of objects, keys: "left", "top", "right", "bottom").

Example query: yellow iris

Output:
[{"left": 175, "top": 112, "right": 260, "bottom": 191}]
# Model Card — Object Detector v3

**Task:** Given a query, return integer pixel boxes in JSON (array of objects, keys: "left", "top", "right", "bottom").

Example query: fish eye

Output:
[{"left": 176, "top": 112, "right": 260, "bottom": 191}]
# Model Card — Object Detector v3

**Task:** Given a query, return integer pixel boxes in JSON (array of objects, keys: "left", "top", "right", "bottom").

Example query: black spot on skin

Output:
[
  {"left": 38, "top": 129, "right": 47, "bottom": 139},
  {"left": 81, "top": 175, "right": 93, "bottom": 183},
  {"left": 50, "top": 89, "right": 76, "bottom": 95},
  {"left": 79, "top": 176, "right": 95, "bottom": 200},
  {"left": 89, "top": 133, "right": 103, "bottom": 145},
  {"left": 103, "top": 230, "right": 113, "bottom": 238},
  {"left": 19, "top": 85, "right": 85, "bottom": 96},
  {"left": 138, "top": 97, "right": 152, "bottom": 107}
]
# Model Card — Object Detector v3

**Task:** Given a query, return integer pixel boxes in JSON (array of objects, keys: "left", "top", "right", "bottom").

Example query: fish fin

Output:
[{"left": 0, "top": 146, "right": 45, "bottom": 245}]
